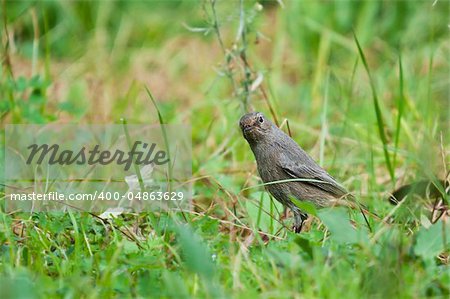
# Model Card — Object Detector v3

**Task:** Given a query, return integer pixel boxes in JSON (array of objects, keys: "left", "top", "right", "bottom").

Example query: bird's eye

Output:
[{"left": 258, "top": 116, "right": 264, "bottom": 123}]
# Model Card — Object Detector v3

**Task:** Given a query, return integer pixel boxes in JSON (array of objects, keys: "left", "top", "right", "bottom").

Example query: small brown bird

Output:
[
  {"left": 389, "top": 179, "right": 449, "bottom": 205},
  {"left": 240, "top": 111, "right": 353, "bottom": 233}
]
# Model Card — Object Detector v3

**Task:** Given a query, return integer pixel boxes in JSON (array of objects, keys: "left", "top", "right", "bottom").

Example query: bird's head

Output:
[{"left": 239, "top": 112, "right": 273, "bottom": 144}]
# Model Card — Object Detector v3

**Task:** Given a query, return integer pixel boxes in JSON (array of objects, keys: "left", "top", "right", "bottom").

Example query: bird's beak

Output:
[{"left": 242, "top": 125, "right": 254, "bottom": 133}]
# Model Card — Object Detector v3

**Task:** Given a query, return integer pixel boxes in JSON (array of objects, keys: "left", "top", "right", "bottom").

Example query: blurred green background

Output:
[{"left": 1, "top": 1, "right": 449, "bottom": 298}]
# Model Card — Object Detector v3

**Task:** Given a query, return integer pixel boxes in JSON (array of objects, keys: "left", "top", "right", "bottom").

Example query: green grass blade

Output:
[
  {"left": 353, "top": 30, "right": 394, "bottom": 183},
  {"left": 121, "top": 118, "right": 145, "bottom": 192},
  {"left": 257, "top": 191, "right": 263, "bottom": 229},
  {"left": 393, "top": 52, "right": 405, "bottom": 168},
  {"left": 145, "top": 86, "right": 187, "bottom": 223},
  {"left": 144, "top": 86, "right": 172, "bottom": 190},
  {"left": 319, "top": 70, "right": 330, "bottom": 167}
]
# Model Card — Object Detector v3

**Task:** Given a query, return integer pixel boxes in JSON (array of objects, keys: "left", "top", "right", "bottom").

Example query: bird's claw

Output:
[
  {"left": 292, "top": 222, "right": 303, "bottom": 233},
  {"left": 292, "top": 212, "right": 308, "bottom": 233}
]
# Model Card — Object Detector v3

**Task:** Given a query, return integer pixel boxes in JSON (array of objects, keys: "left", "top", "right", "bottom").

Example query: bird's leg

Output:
[{"left": 292, "top": 209, "right": 308, "bottom": 233}]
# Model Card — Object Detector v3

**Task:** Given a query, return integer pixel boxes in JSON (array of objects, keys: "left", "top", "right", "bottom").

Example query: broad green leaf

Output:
[
  {"left": 122, "top": 239, "right": 140, "bottom": 254},
  {"left": 295, "top": 236, "right": 314, "bottom": 260},
  {"left": 291, "top": 197, "right": 318, "bottom": 216},
  {"left": 318, "top": 207, "right": 367, "bottom": 244},
  {"left": 414, "top": 220, "right": 450, "bottom": 259},
  {"left": 174, "top": 224, "right": 215, "bottom": 279}
]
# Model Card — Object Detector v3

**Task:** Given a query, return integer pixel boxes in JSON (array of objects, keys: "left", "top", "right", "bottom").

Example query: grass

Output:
[
  {"left": 353, "top": 29, "right": 394, "bottom": 183},
  {"left": 1, "top": 1, "right": 449, "bottom": 298}
]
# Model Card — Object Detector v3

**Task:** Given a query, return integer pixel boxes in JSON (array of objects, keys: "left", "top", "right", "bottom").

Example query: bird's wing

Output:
[{"left": 279, "top": 153, "right": 348, "bottom": 198}]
